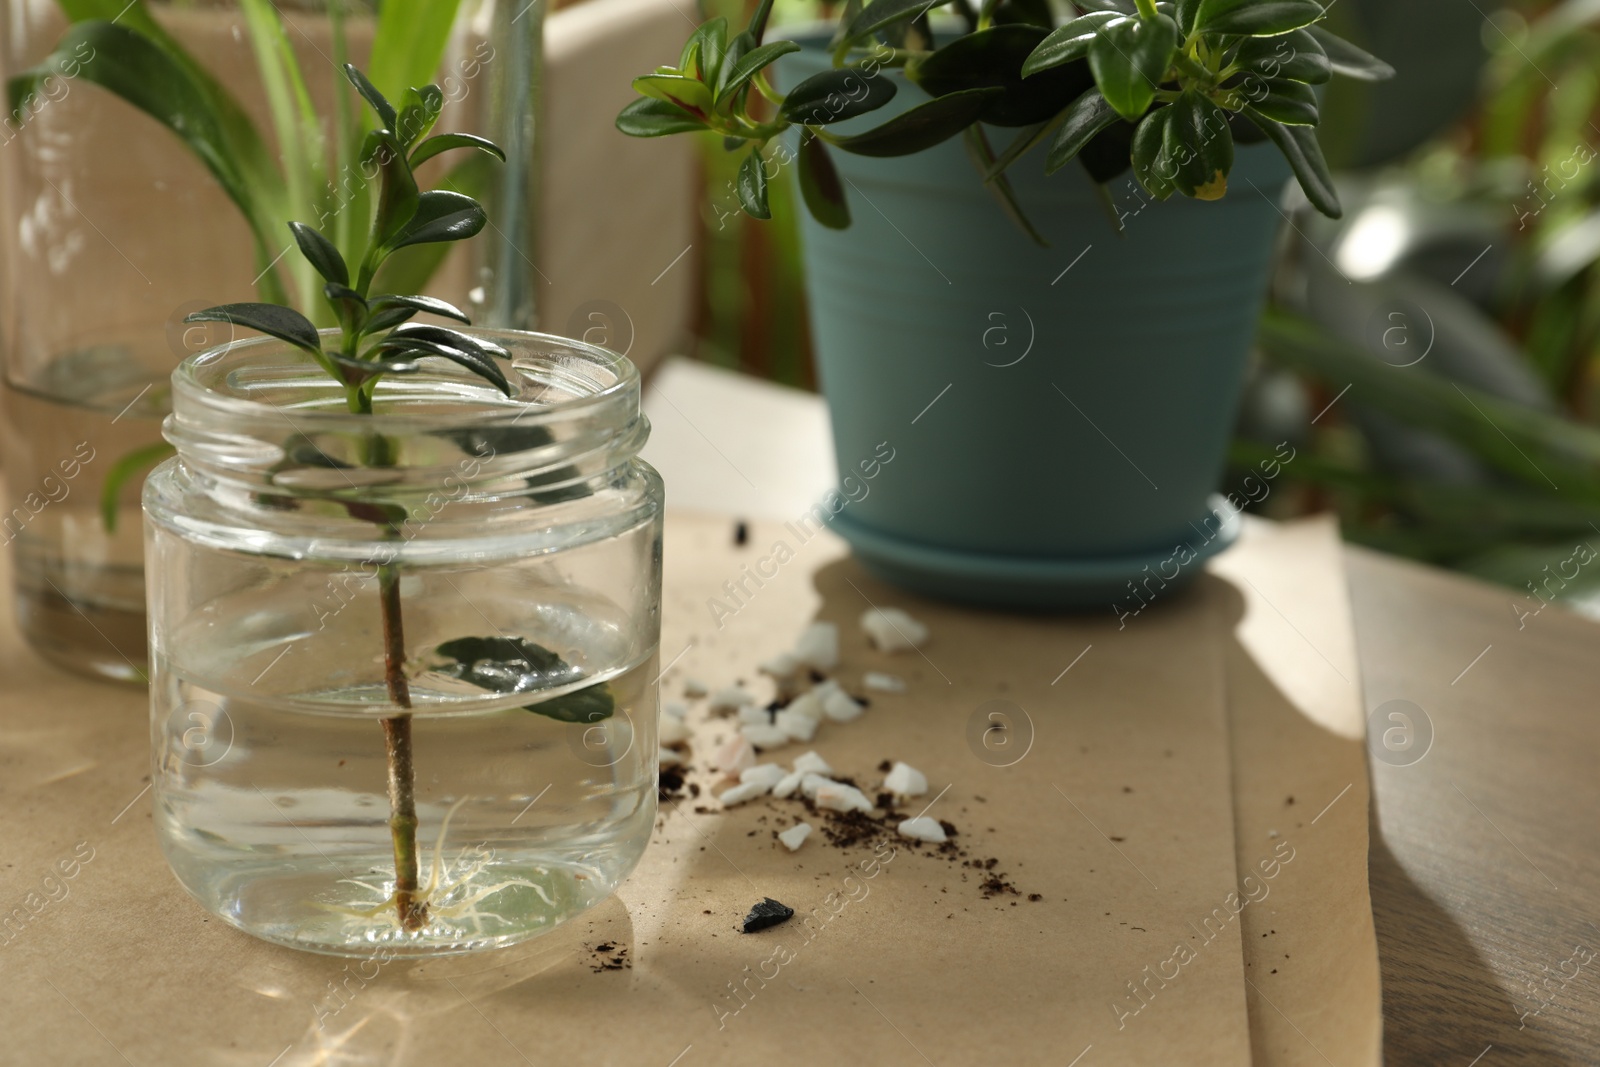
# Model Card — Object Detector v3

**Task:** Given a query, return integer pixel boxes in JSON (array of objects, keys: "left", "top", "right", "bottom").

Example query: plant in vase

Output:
[
  {"left": 146, "top": 64, "right": 660, "bottom": 953},
  {"left": 616, "top": 0, "right": 1392, "bottom": 610},
  {"left": 0, "top": 0, "right": 502, "bottom": 681}
]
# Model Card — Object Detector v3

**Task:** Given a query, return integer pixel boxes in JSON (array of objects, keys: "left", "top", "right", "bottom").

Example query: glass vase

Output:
[
  {"left": 0, "top": 0, "right": 543, "bottom": 682},
  {"left": 144, "top": 329, "right": 662, "bottom": 956}
]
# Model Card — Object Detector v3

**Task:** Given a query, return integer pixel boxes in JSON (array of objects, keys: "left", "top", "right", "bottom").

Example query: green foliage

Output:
[
  {"left": 8, "top": 0, "right": 482, "bottom": 316},
  {"left": 616, "top": 0, "right": 1392, "bottom": 235},
  {"left": 186, "top": 66, "right": 509, "bottom": 415}
]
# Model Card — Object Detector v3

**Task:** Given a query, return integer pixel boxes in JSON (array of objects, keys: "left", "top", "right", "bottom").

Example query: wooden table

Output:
[
  {"left": 0, "top": 361, "right": 1594, "bottom": 1065},
  {"left": 644, "top": 359, "right": 1600, "bottom": 1065},
  {"left": 1347, "top": 547, "right": 1600, "bottom": 1066}
]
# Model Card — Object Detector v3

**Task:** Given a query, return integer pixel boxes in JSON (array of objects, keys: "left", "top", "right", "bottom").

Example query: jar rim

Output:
[{"left": 172, "top": 326, "right": 639, "bottom": 432}]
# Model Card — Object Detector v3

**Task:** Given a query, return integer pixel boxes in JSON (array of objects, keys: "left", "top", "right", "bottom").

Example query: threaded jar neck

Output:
[{"left": 165, "top": 328, "right": 646, "bottom": 498}]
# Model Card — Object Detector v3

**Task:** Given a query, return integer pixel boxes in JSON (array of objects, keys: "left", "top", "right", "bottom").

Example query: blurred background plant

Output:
[{"left": 682, "top": 0, "right": 1600, "bottom": 614}]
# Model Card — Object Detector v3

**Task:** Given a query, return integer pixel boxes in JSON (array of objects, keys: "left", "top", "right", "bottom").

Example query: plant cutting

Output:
[
  {"left": 615, "top": 0, "right": 1391, "bottom": 611},
  {"left": 617, "top": 0, "right": 1392, "bottom": 235},
  {"left": 183, "top": 62, "right": 512, "bottom": 932},
  {"left": 144, "top": 63, "right": 662, "bottom": 954}
]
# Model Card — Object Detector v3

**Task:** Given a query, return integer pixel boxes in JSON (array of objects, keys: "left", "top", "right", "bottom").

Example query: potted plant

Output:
[
  {"left": 145, "top": 65, "right": 661, "bottom": 955},
  {"left": 617, "top": 0, "right": 1391, "bottom": 609},
  {"left": 0, "top": 0, "right": 535, "bottom": 681}
]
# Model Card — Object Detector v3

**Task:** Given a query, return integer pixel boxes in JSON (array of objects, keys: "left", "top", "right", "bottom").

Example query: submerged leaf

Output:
[{"left": 433, "top": 636, "right": 614, "bottom": 722}]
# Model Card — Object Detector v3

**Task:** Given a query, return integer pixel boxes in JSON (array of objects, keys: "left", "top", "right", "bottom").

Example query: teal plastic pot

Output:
[{"left": 778, "top": 42, "right": 1291, "bottom": 611}]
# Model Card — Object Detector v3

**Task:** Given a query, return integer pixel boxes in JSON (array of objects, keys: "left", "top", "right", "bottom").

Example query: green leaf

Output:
[
  {"left": 1192, "top": 0, "right": 1324, "bottom": 36},
  {"left": 388, "top": 190, "right": 487, "bottom": 249},
  {"left": 1243, "top": 107, "right": 1340, "bottom": 217},
  {"left": 372, "top": 339, "right": 511, "bottom": 397},
  {"left": 289, "top": 222, "right": 349, "bottom": 286},
  {"left": 99, "top": 442, "right": 175, "bottom": 533},
  {"left": 839, "top": 0, "right": 955, "bottom": 50},
  {"left": 1245, "top": 77, "right": 1318, "bottom": 126},
  {"left": 396, "top": 85, "right": 446, "bottom": 145},
  {"left": 1044, "top": 86, "right": 1122, "bottom": 174},
  {"left": 1164, "top": 89, "right": 1233, "bottom": 199},
  {"left": 432, "top": 635, "right": 614, "bottom": 723},
  {"left": 781, "top": 66, "right": 898, "bottom": 125},
  {"left": 367, "top": 0, "right": 464, "bottom": 110},
  {"left": 187, "top": 303, "right": 323, "bottom": 354},
  {"left": 716, "top": 40, "right": 802, "bottom": 106},
  {"left": 536, "top": 683, "right": 616, "bottom": 724},
  {"left": 962, "top": 126, "right": 1048, "bottom": 246},
  {"left": 394, "top": 323, "right": 509, "bottom": 361},
  {"left": 409, "top": 132, "right": 507, "bottom": 168},
  {"left": 616, "top": 97, "right": 708, "bottom": 137},
  {"left": 738, "top": 147, "right": 772, "bottom": 219},
  {"left": 344, "top": 62, "right": 398, "bottom": 132},
  {"left": 632, "top": 73, "right": 715, "bottom": 119},
  {"left": 362, "top": 129, "right": 420, "bottom": 253},
  {"left": 1306, "top": 26, "right": 1395, "bottom": 82},
  {"left": 7, "top": 22, "right": 272, "bottom": 246},
  {"left": 1233, "top": 30, "right": 1330, "bottom": 85},
  {"left": 1022, "top": 12, "right": 1124, "bottom": 77},
  {"left": 26, "top": 6, "right": 288, "bottom": 290},
  {"left": 681, "top": 17, "right": 729, "bottom": 83},
  {"left": 829, "top": 87, "right": 1002, "bottom": 157},
  {"left": 1088, "top": 13, "right": 1178, "bottom": 121},
  {"left": 370, "top": 294, "right": 472, "bottom": 324},
  {"left": 367, "top": 155, "right": 495, "bottom": 298},
  {"left": 798, "top": 135, "right": 851, "bottom": 229},
  {"left": 1131, "top": 105, "right": 1177, "bottom": 199},
  {"left": 1174, "top": 0, "right": 1202, "bottom": 35},
  {"left": 910, "top": 24, "right": 1084, "bottom": 126},
  {"left": 749, "top": 0, "right": 778, "bottom": 41},
  {"left": 323, "top": 282, "right": 368, "bottom": 334}
]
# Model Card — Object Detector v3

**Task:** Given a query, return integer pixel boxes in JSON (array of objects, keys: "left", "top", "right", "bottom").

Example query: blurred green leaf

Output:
[
  {"left": 798, "top": 134, "right": 850, "bottom": 228},
  {"left": 1044, "top": 87, "right": 1121, "bottom": 174},
  {"left": 781, "top": 66, "right": 898, "bottom": 124},
  {"left": 829, "top": 87, "right": 1001, "bottom": 156},
  {"left": 1194, "top": 0, "right": 1324, "bottom": 36},
  {"left": 738, "top": 147, "right": 772, "bottom": 219},
  {"left": 616, "top": 96, "right": 708, "bottom": 136}
]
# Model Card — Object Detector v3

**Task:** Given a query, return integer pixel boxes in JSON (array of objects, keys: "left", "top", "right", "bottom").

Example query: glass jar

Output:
[
  {"left": 144, "top": 328, "right": 662, "bottom": 956},
  {"left": 0, "top": 0, "right": 543, "bottom": 683}
]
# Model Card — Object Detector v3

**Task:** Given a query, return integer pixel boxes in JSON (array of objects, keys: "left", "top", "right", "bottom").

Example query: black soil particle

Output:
[
  {"left": 734, "top": 520, "right": 749, "bottom": 546},
  {"left": 589, "top": 942, "right": 630, "bottom": 972},
  {"left": 658, "top": 767, "right": 687, "bottom": 800},
  {"left": 980, "top": 874, "right": 1020, "bottom": 899},
  {"left": 741, "top": 897, "right": 795, "bottom": 933}
]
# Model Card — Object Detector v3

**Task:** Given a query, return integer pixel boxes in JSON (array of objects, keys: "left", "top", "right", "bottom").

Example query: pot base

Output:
[{"left": 830, "top": 496, "right": 1241, "bottom": 612}]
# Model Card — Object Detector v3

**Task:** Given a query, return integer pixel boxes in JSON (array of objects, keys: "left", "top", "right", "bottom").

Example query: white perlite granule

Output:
[
  {"left": 740, "top": 763, "right": 788, "bottom": 791},
  {"left": 712, "top": 734, "right": 756, "bottom": 778},
  {"left": 897, "top": 816, "right": 947, "bottom": 843},
  {"left": 792, "top": 622, "right": 840, "bottom": 671},
  {"left": 658, "top": 715, "right": 692, "bottom": 747},
  {"left": 821, "top": 690, "right": 864, "bottom": 723},
  {"left": 791, "top": 751, "right": 833, "bottom": 777},
  {"left": 683, "top": 678, "right": 709, "bottom": 698},
  {"left": 815, "top": 782, "right": 874, "bottom": 814},
  {"left": 883, "top": 761, "right": 928, "bottom": 799},
  {"left": 741, "top": 724, "right": 791, "bottom": 750},
  {"left": 718, "top": 781, "right": 768, "bottom": 807},
  {"left": 774, "top": 708, "right": 818, "bottom": 741},
  {"left": 861, "top": 607, "right": 929, "bottom": 652},
  {"left": 709, "top": 686, "right": 756, "bottom": 712},
  {"left": 862, "top": 671, "right": 905, "bottom": 693},
  {"left": 778, "top": 822, "right": 813, "bottom": 851},
  {"left": 663, "top": 700, "right": 689, "bottom": 719}
]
